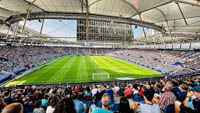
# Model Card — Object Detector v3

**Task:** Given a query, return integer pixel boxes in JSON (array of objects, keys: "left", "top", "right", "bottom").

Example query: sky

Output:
[
  {"left": 19, "top": 20, "right": 77, "bottom": 37},
  {"left": 19, "top": 19, "right": 147, "bottom": 39}
]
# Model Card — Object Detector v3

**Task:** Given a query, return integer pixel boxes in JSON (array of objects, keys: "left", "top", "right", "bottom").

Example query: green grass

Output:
[{"left": 6, "top": 56, "right": 163, "bottom": 86}]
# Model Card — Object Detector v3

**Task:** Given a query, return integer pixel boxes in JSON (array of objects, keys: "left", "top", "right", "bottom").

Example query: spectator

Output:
[
  {"left": 2, "top": 103, "right": 23, "bottom": 113},
  {"left": 159, "top": 82, "right": 176, "bottom": 111},
  {"left": 94, "top": 87, "right": 104, "bottom": 105},
  {"left": 4, "top": 91, "right": 13, "bottom": 105},
  {"left": 42, "top": 95, "right": 48, "bottom": 108},
  {"left": 46, "top": 96, "right": 58, "bottom": 113},
  {"left": 104, "top": 85, "right": 114, "bottom": 100},
  {"left": 92, "top": 85, "right": 98, "bottom": 97},
  {"left": 89, "top": 93, "right": 113, "bottom": 113},
  {"left": 177, "top": 83, "right": 188, "bottom": 102},
  {"left": 72, "top": 92, "right": 84, "bottom": 113},
  {"left": 119, "top": 97, "right": 134, "bottom": 113},
  {"left": 0, "top": 97, "right": 7, "bottom": 112},
  {"left": 133, "top": 90, "right": 161, "bottom": 113},
  {"left": 53, "top": 97, "right": 76, "bottom": 113},
  {"left": 112, "top": 84, "right": 120, "bottom": 96},
  {"left": 33, "top": 100, "right": 45, "bottom": 113},
  {"left": 124, "top": 85, "right": 133, "bottom": 99},
  {"left": 175, "top": 86, "right": 200, "bottom": 113}
]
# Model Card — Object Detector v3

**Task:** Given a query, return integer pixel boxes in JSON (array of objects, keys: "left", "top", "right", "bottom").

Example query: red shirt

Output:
[{"left": 124, "top": 88, "right": 133, "bottom": 97}]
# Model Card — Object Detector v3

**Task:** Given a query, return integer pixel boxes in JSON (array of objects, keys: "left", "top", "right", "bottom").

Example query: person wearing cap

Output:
[
  {"left": 89, "top": 93, "right": 113, "bottom": 113},
  {"left": 175, "top": 86, "right": 200, "bottom": 113}
]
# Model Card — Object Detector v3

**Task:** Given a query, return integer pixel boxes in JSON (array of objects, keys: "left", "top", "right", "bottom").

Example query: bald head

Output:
[{"left": 2, "top": 103, "right": 23, "bottom": 113}]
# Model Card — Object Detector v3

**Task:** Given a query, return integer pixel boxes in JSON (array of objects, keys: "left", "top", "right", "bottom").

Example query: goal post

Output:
[{"left": 92, "top": 73, "right": 110, "bottom": 80}]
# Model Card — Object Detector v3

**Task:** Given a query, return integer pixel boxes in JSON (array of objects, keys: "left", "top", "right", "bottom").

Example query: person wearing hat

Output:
[{"left": 175, "top": 86, "right": 200, "bottom": 113}]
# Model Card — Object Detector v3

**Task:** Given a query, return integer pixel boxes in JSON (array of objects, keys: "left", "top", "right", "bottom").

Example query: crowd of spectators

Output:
[
  {"left": 0, "top": 46, "right": 200, "bottom": 113},
  {"left": 113, "top": 50, "right": 200, "bottom": 76},
  {"left": 0, "top": 46, "right": 111, "bottom": 81},
  {"left": 0, "top": 75, "right": 199, "bottom": 113}
]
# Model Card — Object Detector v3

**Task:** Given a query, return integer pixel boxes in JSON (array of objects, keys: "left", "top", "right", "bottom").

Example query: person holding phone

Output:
[{"left": 175, "top": 86, "right": 200, "bottom": 113}]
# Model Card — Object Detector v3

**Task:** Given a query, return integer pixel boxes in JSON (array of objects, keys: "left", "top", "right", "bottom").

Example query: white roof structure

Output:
[{"left": 0, "top": 0, "right": 200, "bottom": 35}]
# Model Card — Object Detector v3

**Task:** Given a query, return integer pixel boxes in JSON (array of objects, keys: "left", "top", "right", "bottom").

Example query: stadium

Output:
[{"left": 0, "top": 0, "right": 200, "bottom": 113}]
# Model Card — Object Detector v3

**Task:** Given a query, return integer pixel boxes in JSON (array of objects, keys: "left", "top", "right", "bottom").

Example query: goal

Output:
[{"left": 92, "top": 73, "right": 110, "bottom": 80}]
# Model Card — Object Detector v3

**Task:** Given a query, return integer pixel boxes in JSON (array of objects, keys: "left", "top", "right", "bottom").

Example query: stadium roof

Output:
[{"left": 0, "top": 0, "right": 200, "bottom": 34}]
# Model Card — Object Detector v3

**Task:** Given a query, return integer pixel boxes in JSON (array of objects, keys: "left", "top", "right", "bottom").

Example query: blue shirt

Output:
[
  {"left": 104, "top": 89, "right": 114, "bottom": 99},
  {"left": 42, "top": 99, "right": 48, "bottom": 107},
  {"left": 187, "top": 101, "right": 194, "bottom": 110},
  {"left": 177, "top": 92, "right": 187, "bottom": 102},
  {"left": 74, "top": 99, "right": 84, "bottom": 113},
  {"left": 92, "top": 107, "right": 113, "bottom": 113}
]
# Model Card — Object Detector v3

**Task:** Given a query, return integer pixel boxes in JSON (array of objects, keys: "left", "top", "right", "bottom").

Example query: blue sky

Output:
[
  {"left": 20, "top": 20, "right": 145, "bottom": 38},
  {"left": 19, "top": 20, "right": 77, "bottom": 37}
]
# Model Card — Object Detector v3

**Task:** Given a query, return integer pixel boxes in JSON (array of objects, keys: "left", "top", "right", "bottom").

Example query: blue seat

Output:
[
  {"left": 86, "top": 101, "right": 93, "bottom": 108},
  {"left": 134, "top": 96, "right": 143, "bottom": 102},
  {"left": 96, "top": 100, "right": 102, "bottom": 107},
  {"left": 112, "top": 104, "right": 119, "bottom": 112},
  {"left": 165, "top": 104, "right": 175, "bottom": 113}
]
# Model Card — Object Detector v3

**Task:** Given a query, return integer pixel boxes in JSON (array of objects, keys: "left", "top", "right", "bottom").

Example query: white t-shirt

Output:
[
  {"left": 133, "top": 88, "right": 139, "bottom": 95},
  {"left": 113, "top": 86, "right": 120, "bottom": 92},
  {"left": 92, "top": 88, "right": 98, "bottom": 97},
  {"left": 138, "top": 104, "right": 161, "bottom": 113},
  {"left": 46, "top": 106, "right": 55, "bottom": 113}
]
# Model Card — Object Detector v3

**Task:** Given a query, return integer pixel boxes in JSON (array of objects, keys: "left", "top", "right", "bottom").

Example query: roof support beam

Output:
[
  {"left": 139, "top": 14, "right": 147, "bottom": 39},
  {"left": 176, "top": 0, "right": 200, "bottom": 8},
  {"left": 81, "top": 0, "right": 84, "bottom": 12},
  {"left": 121, "top": 0, "right": 139, "bottom": 13},
  {"left": 6, "top": 12, "right": 166, "bottom": 32},
  {"left": 89, "top": 0, "right": 139, "bottom": 15},
  {"left": 40, "top": 18, "right": 45, "bottom": 35},
  {"left": 166, "top": 20, "right": 174, "bottom": 44},
  {"left": 23, "top": 0, "right": 46, "bottom": 12},
  {"left": 0, "top": 7, "right": 16, "bottom": 14},
  {"left": 129, "top": 0, "right": 174, "bottom": 18},
  {"left": 22, "top": 0, "right": 37, "bottom": 32},
  {"left": 89, "top": 0, "right": 102, "bottom": 7},
  {"left": 155, "top": 8, "right": 168, "bottom": 22},
  {"left": 22, "top": 5, "right": 31, "bottom": 32},
  {"left": 5, "top": 26, "right": 11, "bottom": 39},
  {"left": 176, "top": 2, "right": 188, "bottom": 26}
]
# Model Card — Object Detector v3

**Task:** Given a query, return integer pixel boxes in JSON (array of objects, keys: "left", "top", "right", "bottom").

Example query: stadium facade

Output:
[{"left": 77, "top": 20, "right": 134, "bottom": 42}]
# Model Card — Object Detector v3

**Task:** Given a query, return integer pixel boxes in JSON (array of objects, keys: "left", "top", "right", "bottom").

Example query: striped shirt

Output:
[{"left": 159, "top": 91, "right": 177, "bottom": 110}]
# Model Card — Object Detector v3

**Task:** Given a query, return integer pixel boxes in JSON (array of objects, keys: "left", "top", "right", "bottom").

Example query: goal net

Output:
[{"left": 92, "top": 73, "right": 110, "bottom": 80}]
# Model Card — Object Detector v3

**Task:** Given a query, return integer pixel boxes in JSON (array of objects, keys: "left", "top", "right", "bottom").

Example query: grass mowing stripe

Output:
[
  {"left": 91, "top": 56, "right": 120, "bottom": 79},
  {"left": 59, "top": 56, "right": 77, "bottom": 82},
  {"left": 16, "top": 57, "right": 66, "bottom": 82},
  {"left": 30, "top": 56, "right": 71, "bottom": 83},
  {"left": 77, "top": 56, "right": 88, "bottom": 80},
  {"left": 50, "top": 56, "right": 73, "bottom": 81},
  {"left": 100, "top": 56, "right": 160, "bottom": 75},
  {"left": 6, "top": 56, "right": 164, "bottom": 86}
]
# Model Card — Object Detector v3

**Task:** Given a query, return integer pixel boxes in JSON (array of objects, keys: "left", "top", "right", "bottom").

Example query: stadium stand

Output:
[
  {"left": 113, "top": 50, "right": 200, "bottom": 76},
  {"left": 0, "top": 75, "right": 199, "bottom": 113},
  {"left": 0, "top": 46, "right": 112, "bottom": 84},
  {"left": 0, "top": 0, "right": 200, "bottom": 113}
]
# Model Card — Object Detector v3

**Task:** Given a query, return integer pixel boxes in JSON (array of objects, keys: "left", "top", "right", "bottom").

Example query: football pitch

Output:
[{"left": 6, "top": 56, "right": 163, "bottom": 86}]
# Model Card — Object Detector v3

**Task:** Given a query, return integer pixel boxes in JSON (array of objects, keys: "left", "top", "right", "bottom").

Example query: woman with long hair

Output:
[
  {"left": 46, "top": 96, "right": 59, "bottom": 113},
  {"left": 119, "top": 97, "right": 134, "bottom": 113},
  {"left": 53, "top": 97, "right": 76, "bottom": 113}
]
